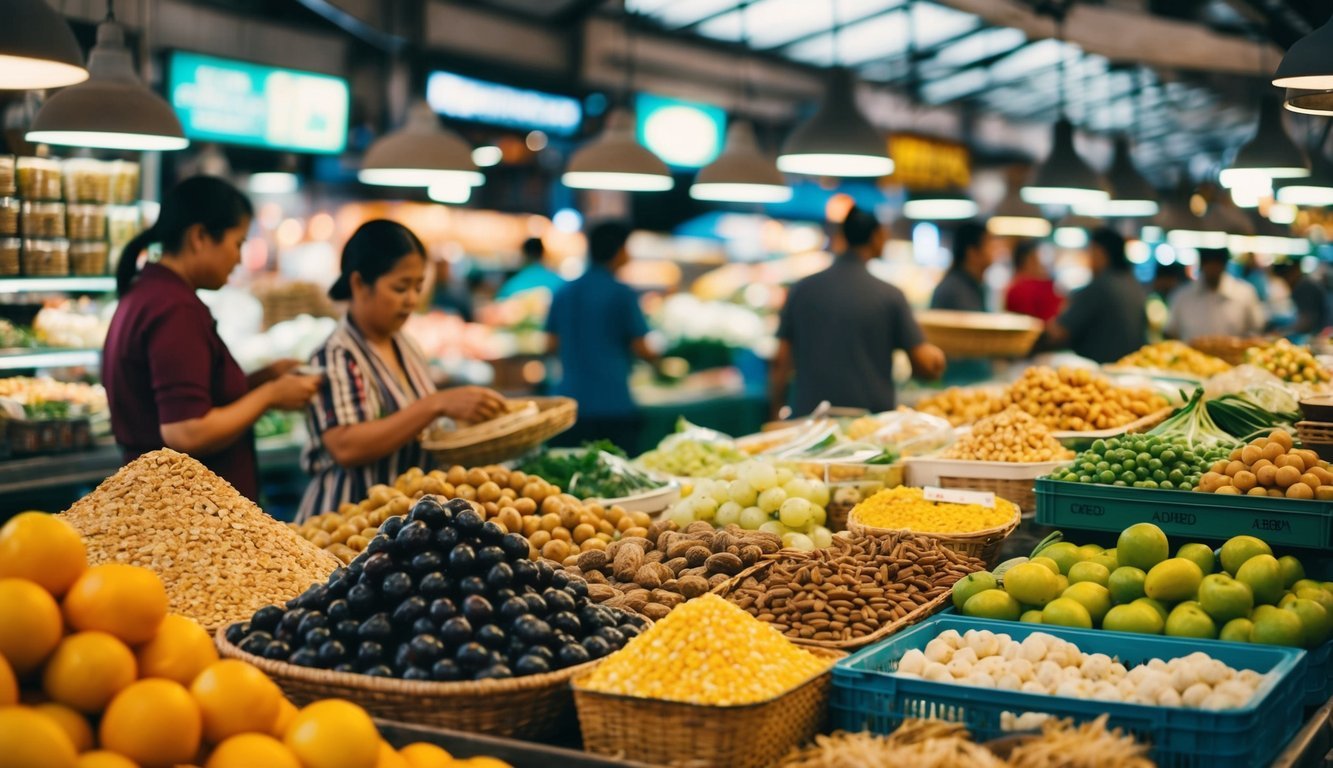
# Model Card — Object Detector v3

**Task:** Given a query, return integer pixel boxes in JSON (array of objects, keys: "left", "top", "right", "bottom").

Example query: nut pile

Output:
[
  {"left": 1003, "top": 367, "right": 1168, "bottom": 432},
  {"left": 941, "top": 409, "right": 1075, "bottom": 463},
  {"left": 1197, "top": 429, "right": 1333, "bottom": 499},
  {"left": 60, "top": 449, "right": 341, "bottom": 630},
  {"left": 564, "top": 520, "right": 781, "bottom": 620},
  {"left": 915, "top": 387, "right": 1005, "bottom": 427},
  {"left": 723, "top": 533, "right": 985, "bottom": 644},
  {"left": 295, "top": 465, "right": 651, "bottom": 564}
]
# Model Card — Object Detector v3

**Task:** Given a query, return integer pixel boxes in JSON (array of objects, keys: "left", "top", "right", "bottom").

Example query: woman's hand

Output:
[
  {"left": 431, "top": 386, "right": 507, "bottom": 423},
  {"left": 248, "top": 358, "right": 304, "bottom": 389},
  {"left": 264, "top": 373, "right": 322, "bottom": 411}
]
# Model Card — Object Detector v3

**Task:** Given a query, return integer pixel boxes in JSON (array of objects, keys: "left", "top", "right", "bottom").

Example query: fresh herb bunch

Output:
[{"left": 519, "top": 442, "right": 664, "bottom": 499}]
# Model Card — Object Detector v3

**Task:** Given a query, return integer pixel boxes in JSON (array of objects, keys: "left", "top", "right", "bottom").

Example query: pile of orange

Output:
[{"left": 0, "top": 511, "right": 513, "bottom": 768}]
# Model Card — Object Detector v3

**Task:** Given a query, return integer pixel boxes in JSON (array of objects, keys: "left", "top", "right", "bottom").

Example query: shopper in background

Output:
[
  {"left": 1233, "top": 252, "right": 1270, "bottom": 304},
  {"left": 1165, "top": 248, "right": 1265, "bottom": 342},
  {"left": 545, "top": 221, "right": 656, "bottom": 453},
  {"left": 497, "top": 237, "right": 566, "bottom": 300},
  {"left": 1271, "top": 260, "right": 1329, "bottom": 340},
  {"left": 430, "top": 256, "right": 475, "bottom": 322},
  {"left": 1146, "top": 262, "right": 1189, "bottom": 342},
  {"left": 931, "top": 221, "right": 997, "bottom": 312},
  {"left": 1041, "top": 228, "right": 1147, "bottom": 363},
  {"left": 771, "top": 207, "right": 946, "bottom": 419},
  {"left": 1004, "top": 239, "right": 1062, "bottom": 322},
  {"left": 103, "top": 176, "right": 321, "bottom": 502},
  {"left": 299, "top": 220, "right": 506, "bottom": 520}
]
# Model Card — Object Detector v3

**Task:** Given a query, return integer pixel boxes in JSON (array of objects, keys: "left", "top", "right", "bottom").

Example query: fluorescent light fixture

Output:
[
  {"left": 1230, "top": 182, "right": 1271, "bottom": 209},
  {"left": 428, "top": 180, "right": 472, "bottom": 204},
  {"left": 360, "top": 102, "right": 483, "bottom": 188},
  {"left": 1077, "top": 138, "right": 1158, "bottom": 218},
  {"left": 1220, "top": 98, "right": 1309, "bottom": 188},
  {"left": 1021, "top": 119, "right": 1110, "bottom": 207},
  {"left": 0, "top": 0, "right": 87, "bottom": 90},
  {"left": 1269, "top": 203, "right": 1298, "bottom": 225},
  {"left": 690, "top": 121, "right": 791, "bottom": 204},
  {"left": 472, "top": 146, "right": 503, "bottom": 167},
  {"left": 989, "top": 216, "right": 1052, "bottom": 238},
  {"left": 1276, "top": 153, "right": 1333, "bottom": 207},
  {"left": 248, "top": 172, "right": 299, "bottom": 195},
  {"left": 778, "top": 68, "right": 893, "bottom": 178},
  {"left": 903, "top": 190, "right": 979, "bottom": 221},
  {"left": 1054, "top": 226, "right": 1089, "bottom": 249},
  {"left": 563, "top": 108, "right": 674, "bottom": 192},
  {"left": 27, "top": 19, "right": 187, "bottom": 151}
]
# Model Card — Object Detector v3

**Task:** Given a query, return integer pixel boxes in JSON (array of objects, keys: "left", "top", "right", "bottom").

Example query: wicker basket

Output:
[
  {"left": 421, "top": 397, "right": 576, "bottom": 467},
  {"left": 215, "top": 628, "right": 594, "bottom": 739},
  {"left": 916, "top": 310, "right": 1043, "bottom": 359},
  {"left": 1190, "top": 336, "right": 1265, "bottom": 366},
  {"left": 572, "top": 647, "right": 842, "bottom": 768},
  {"left": 847, "top": 505, "right": 1021, "bottom": 566},
  {"left": 904, "top": 457, "right": 1073, "bottom": 519},
  {"left": 1296, "top": 421, "right": 1333, "bottom": 461},
  {"left": 714, "top": 560, "right": 954, "bottom": 652}
]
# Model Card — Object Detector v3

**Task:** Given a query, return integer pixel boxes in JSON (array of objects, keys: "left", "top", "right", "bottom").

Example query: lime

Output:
[
  {"left": 1117, "top": 523, "right": 1170, "bottom": 571},
  {"left": 1296, "top": 588, "right": 1333, "bottom": 617},
  {"left": 1061, "top": 582, "right": 1112, "bottom": 625},
  {"left": 1237, "top": 555, "right": 1284, "bottom": 606},
  {"left": 1003, "top": 563, "right": 1062, "bottom": 608},
  {"left": 1038, "top": 543, "right": 1086, "bottom": 575},
  {"left": 1144, "top": 558, "right": 1205, "bottom": 603},
  {"left": 1030, "top": 557, "right": 1062, "bottom": 576},
  {"left": 1197, "top": 574, "right": 1254, "bottom": 624},
  {"left": 1042, "top": 598, "right": 1093, "bottom": 629},
  {"left": 1176, "top": 543, "right": 1216, "bottom": 575},
  {"left": 1165, "top": 604, "right": 1217, "bottom": 639},
  {"left": 1019, "top": 610, "right": 1044, "bottom": 623},
  {"left": 1102, "top": 603, "right": 1164, "bottom": 635},
  {"left": 1077, "top": 544, "right": 1105, "bottom": 559},
  {"left": 1292, "top": 579, "right": 1325, "bottom": 595},
  {"left": 1108, "top": 567, "right": 1147, "bottom": 605},
  {"left": 1219, "top": 535, "right": 1273, "bottom": 576},
  {"left": 1278, "top": 556, "right": 1306, "bottom": 589},
  {"left": 1068, "top": 561, "right": 1111, "bottom": 587},
  {"left": 1134, "top": 597, "right": 1169, "bottom": 622},
  {"left": 1286, "top": 599, "right": 1333, "bottom": 647},
  {"left": 1219, "top": 618, "right": 1254, "bottom": 643},
  {"left": 951, "top": 572, "right": 999, "bottom": 611},
  {"left": 1251, "top": 609, "right": 1305, "bottom": 647},
  {"left": 962, "top": 590, "right": 1022, "bottom": 622},
  {"left": 1090, "top": 549, "right": 1119, "bottom": 573}
]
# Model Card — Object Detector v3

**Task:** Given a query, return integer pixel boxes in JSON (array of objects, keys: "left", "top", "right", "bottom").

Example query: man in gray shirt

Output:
[
  {"left": 1043, "top": 228, "right": 1147, "bottom": 363},
  {"left": 771, "top": 208, "right": 946, "bottom": 418},
  {"left": 930, "top": 221, "right": 996, "bottom": 312}
]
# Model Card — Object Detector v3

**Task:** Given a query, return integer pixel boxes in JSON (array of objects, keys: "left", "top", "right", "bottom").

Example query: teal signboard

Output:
[{"left": 168, "top": 51, "right": 349, "bottom": 154}]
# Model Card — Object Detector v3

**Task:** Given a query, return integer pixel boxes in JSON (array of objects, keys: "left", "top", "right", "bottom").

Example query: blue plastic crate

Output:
[
  {"left": 830, "top": 615, "right": 1307, "bottom": 768},
  {"left": 1305, "top": 639, "right": 1333, "bottom": 707}
]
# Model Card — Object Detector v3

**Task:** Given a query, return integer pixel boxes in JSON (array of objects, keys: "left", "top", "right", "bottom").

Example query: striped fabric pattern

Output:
[{"left": 296, "top": 317, "right": 436, "bottom": 522}]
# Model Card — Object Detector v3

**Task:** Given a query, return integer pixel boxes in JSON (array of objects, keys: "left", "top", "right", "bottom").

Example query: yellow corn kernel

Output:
[{"left": 850, "top": 486, "right": 1015, "bottom": 533}]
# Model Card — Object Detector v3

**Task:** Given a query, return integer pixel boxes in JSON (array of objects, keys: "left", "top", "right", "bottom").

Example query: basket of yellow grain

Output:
[{"left": 847, "top": 486, "right": 1021, "bottom": 566}]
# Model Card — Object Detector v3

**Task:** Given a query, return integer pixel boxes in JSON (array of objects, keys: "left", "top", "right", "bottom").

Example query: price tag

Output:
[{"left": 924, "top": 486, "right": 996, "bottom": 508}]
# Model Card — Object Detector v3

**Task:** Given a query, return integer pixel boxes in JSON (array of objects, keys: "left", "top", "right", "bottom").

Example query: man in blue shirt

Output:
[
  {"left": 497, "top": 237, "right": 566, "bottom": 301},
  {"left": 545, "top": 222, "right": 655, "bottom": 452}
]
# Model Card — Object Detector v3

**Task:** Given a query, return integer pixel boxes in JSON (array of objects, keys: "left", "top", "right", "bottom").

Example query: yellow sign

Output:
[{"left": 887, "top": 134, "right": 971, "bottom": 191}]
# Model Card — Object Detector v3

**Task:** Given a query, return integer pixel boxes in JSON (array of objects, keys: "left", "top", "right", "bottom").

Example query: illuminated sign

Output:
[
  {"left": 887, "top": 134, "right": 971, "bottom": 191},
  {"left": 426, "top": 71, "right": 582, "bottom": 136},
  {"left": 635, "top": 93, "right": 725, "bottom": 169},
  {"left": 169, "top": 52, "right": 349, "bottom": 154}
]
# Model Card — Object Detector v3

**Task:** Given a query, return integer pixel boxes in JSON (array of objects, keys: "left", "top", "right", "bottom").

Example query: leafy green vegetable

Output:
[
  {"left": 519, "top": 442, "right": 663, "bottom": 499},
  {"left": 1148, "top": 387, "right": 1238, "bottom": 451},
  {"left": 1206, "top": 393, "right": 1299, "bottom": 440}
]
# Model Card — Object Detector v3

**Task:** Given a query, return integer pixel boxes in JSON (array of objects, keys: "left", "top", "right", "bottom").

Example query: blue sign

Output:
[
  {"left": 635, "top": 93, "right": 726, "bottom": 169},
  {"left": 169, "top": 51, "right": 349, "bottom": 154},
  {"left": 426, "top": 71, "right": 582, "bottom": 137}
]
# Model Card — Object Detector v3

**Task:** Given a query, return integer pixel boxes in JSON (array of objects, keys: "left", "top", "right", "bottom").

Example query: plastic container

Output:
[
  {"left": 21, "top": 200, "right": 65, "bottom": 238},
  {"left": 108, "top": 160, "right": 140, "bottom": 204},
  {"left": 70, "top": 241, "right": 108, "bottom": 276},
  {"left": 66, "top": 204, "right": 107, "bottom": 240},
  {"left": 22, "top": 238, "right": 69, "bottom": 276},
  {"left": 0, "top": 238, "right": 19, "bottom": 276},
  {"left": 904, "top": 456, "right": 1073, "bottom": 518},
  {"left": 1034, "top": 478, "right": 1333, "bottom": 549},
  {"left": 0, "top": 155, "right": 14, "bottom": 197},
  {"left": 16, "top": 156, "right": 61, "bottom": 200},
  {"left": 830, "top": 614, "right": 1307, "bottom": 768},
  {"left": 63, "top": 158, "right": 112, "bottom": 203},
  {"left": 0, "top": 197, "right": 16, "bottom": 236}
]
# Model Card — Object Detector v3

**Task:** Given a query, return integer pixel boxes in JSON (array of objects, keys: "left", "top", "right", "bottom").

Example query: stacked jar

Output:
[
  {"left": 64, "top": 159, "right": 111, "bottom": 276},
  {"left": 16, "top": 156, "right": 67, "bottom": 276},
  {"left": 0, "top": 156, "right": 16, "bottom": 276}
]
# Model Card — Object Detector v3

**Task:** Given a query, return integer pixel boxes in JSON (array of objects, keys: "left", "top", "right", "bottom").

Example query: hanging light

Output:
[
  {"left": 428, "top": 180, "right": 472, "bottom": 205},
  {"left": 1230, "top": 214, "right": 1311, "bottom": 256},
  {"left": 562, "top": 108, "right": 673, "bottom": 192},
  {"left": 359, "top": 102, "right": 481, "bottom": 188},
  {"left": 0, "top": 0, "right": 88, "bottom": 89},
  {"left": 1219, "top": 97, "right": 1309, "bottom": 189},
  {"left": 1276, "top": 152, "right": 1333, "bottom": 208},
  {"left": 690, "top": 121, "right": 791, "bottom": 203},
  {"left": 1075, "top": 138, "right": 1158, "bottom": 217},
  {"left": 1272, "top": 15, "right": 1333, "bottom": 95},
  {"left": 903, "top": 189, "right": 978, "bottom": 221},
  {"left": 1168, "top": 196, "right": 1251, "bottom": 249},
  {"left": 27, "top": 8, "right": 186, "bottom": 151},
  {"left": 778, "top": 68, "right": 893, "bottom": 177},
  {"left": 1021, "top": 119, "right": 1110, "bottom": 207},
  {"left": 1283, "top": 89, "right": 1333, "bottom": 117},
  {"left": 988, "top": 173, "right": 1052, "bottom": 238}
]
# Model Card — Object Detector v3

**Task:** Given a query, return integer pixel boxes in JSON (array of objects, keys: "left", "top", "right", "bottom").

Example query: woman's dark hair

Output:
[
  {"left": 329, "top": 219, "right": 427, "bottom": 301},
  {"left": 117, "top": 176, "right": 253, "bottom": 296}
]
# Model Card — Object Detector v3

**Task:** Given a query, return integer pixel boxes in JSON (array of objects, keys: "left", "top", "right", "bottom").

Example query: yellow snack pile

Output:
[
  {"left": 941, "top": 409, "right": 1074, "bottom": 463},
  {"left": 851, "top": 486, "right": 1016, "bottom": 533},
  {"left": 579, "top": 594, "right": 833, "bottom": 705}
]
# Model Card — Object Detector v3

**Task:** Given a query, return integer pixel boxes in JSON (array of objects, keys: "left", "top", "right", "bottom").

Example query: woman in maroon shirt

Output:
[
  {"left": 1004, "top": 239, "right": 1063, "bottom": 322},
  {"left": 102, "top": 177, "right": 320, "bottom": 500}
]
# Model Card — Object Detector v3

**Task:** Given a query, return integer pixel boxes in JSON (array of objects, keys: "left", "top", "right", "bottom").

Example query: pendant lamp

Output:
[
  {"left": 1231, "top": 214, "right": 1311, "bottom": 256},
  {"left": 1276, "top": 152, "right": 1333, "bottom": 208},
  {"left": 428, "top": 179, "right": 472, "bottom": 205},
  {"left": 1168, "top": 197, "right": 1250, "bottom": 250},
  {"left": 1219, "top": 97, "right": 1309, "bottom": 189},
  {"left": 778, "top": 68, "right": 893, "bottom": 178},
  {"left": 0, "top": 0, "right": 87, "bottom": 90},
  {"left": 903, "top": 189, "right": 978, "bottom": 221},
  {"left": 1076, "top": 138, "right": 1158, "bottom": 217},
  {"left": 359, "top": 102, "right": 482, "bottom": 188},
  {"left": 1272, "top": 15, "right": 1333, "bottom": 95},
  {"left": 27, "top": 10, "right": 186, "bottom": 151},
  {"left": 1284, "top": 89, "right": 1333, "bottom": 117},
  {"left": 691, "top": 121, "right": 791, "bottom": 203},
  {"left": 562, "top": 108, "right": 673, "bottom": 192},
  {"left": 1021, "top": 118, "right": 1110, "bottom": 207},
  {"left": 989, "top": 169, "right": 1052, "bottom": 238}
]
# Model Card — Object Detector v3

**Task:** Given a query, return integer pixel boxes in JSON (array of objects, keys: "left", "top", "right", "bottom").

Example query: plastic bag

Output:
[
  {"left": 657, "top": 417, "right": 737, "bottom": 451},
  {"left": 1203, "top": 365, "right": 1302, "bottom": 411},
  {"left": 865, "top": 409, "right": 956, "bottom": 457}
]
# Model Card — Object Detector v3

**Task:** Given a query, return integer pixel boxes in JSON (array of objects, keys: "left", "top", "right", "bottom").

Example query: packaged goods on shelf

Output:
[
  {"left": 21, "top": 200, "right": 65, "bottom": 238},
  {"left": 0, "top": 197, "right": 16, "bottom": 236},
  {"left": 33, "top": 302, "right": 111, "bottom": 349},
  {"left": 66, "top": 203, "right": 107, "bottom": 240},
  {"left": 22, "top": 237, "right": 69, "bottom": 276},
  {"left": 0, "top": 237, "right": 17, "bottom": 276},
  {"left": 0, "top": 155, "right": 13, "bottom": 197},
  {"left": 61, "top": 449, "right": 341, "bottom": 631},
  {"left": 17, "top": 156, "right": 61, "bottom": 200},
  {"left": 62, "top": 158, "right": 112, "bottom": 204}
]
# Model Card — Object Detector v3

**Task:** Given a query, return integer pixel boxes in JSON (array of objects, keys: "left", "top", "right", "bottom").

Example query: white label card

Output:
[{"left": 924, "top": 486, "right": 996, "bottom": 508}]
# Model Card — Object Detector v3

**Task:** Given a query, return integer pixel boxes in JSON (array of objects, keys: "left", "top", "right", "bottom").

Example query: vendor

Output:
[
  {"left": 1166, "top": 248, "right": 1265, "bottom": 341},
  {"left": 1041, "top": 228, "right": 1147, "bottom": 363},
  {"left": 103, "top": 176, "right": 322, "bottom": 502},
  {"left": 298, "top": 220, "right": 506, "bottom": 521}
]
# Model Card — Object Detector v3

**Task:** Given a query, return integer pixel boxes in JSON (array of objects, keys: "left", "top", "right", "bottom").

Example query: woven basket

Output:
[
  {"left": 572, "top": 647, "right": 842, "bottom": 768},
  {"left": 847, "top": 505, "right": 1021, "bottom": 567},
  {"left": 421, "top": 397, "right": 576, "bottom": 467},
  {"left": 215, "top": 628, "right": 594, "bottom": 739},
  {"left": 916, "top": 310, "right": 1043, "bottom": 359},
  {"left": 714, "top": 560, "right": 954, "bottom": 652},
  {"left": 1296, "top": 421, "right": 1333, "bottom": 461}
]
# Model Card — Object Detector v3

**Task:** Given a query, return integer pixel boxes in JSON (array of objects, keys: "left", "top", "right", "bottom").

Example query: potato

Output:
[
  {"left": 1216, "top": 485, "right": 1241, "bottom": 495},
  {"left": 1225, "top": 460, "right": 1246, "bottom": 477},
  {"left": 1247, "top": 486, "right": 1269, "bottom": 496},
  {"left": 1257, "top": 464, "right": 1279, "bottom": 487},
  {"left": 1317, "top": 486, "right": 1333, "bottom": 501},
  {"left": 1261, "top": 442, "right": 1286, "bottom": 463},
  {"left": 1270, "top": 430, "right": 1295, "bottom": 451},
  {"left": 1275, "top": 465, "right": 1302, "bottom": 489},
  {"left": 1287, "top": 482, "right": 1315, "bottom": 500},
  {"left": 1232, "top": 471, "right": 1258, "bottom": 493},
  {"left": 1300, "top": 473, "right": 1322, "bottom": 491},
  {"left": 1241, "top": 445, "right": 1264, "bottom": 465}
]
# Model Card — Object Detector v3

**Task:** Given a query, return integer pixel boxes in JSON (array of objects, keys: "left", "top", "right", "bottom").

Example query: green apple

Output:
[
  {"left": 1038, "top": 542, "right": 1087, "bottom": 575},
  {"left": 1134, "top": 597, "right": 1169, "bottom": 622},
  {"left": 952, "top": 571, "right": 999, "bottom": 611},
  {"left": 1198, "top": 573, "right": 1254, "bottom": 623},
  {"left": 1062, "top": 582, "right": 1112, "bottom": 625},
  {"left": 1091, "top": 549, "right": 1119, "bottom": 572},
  {"left": 1252, "top": 609, "right": 1305, "bottom": 647},
  {"left": 1068, "top": 561, "right": 1111, "bottom": 587},
  {"left": 1117, "top": 523, "right": 1170, "bottom": 571},
  {"left": 1144, "top": 558, "right": 1205, "bottom": 603},
  {"left": 1220, "top": 618, "right": 1254, "bottom": 643},
  {"left": 1220, "top": 535, "right": 1273, "bottom": 575},
  {"left": 1103, "top": 603, "right": 1163, "bottom": 634},
  {"left": 1176, "top": 543, "right": 1216, "bottom": 575},
  {"left": 1278, "top": 556, "right": 1306, "bottom": 589},
  {"left": 1108, "top": 566, "right": 1147, "bottom": 605},
  {"left": 1237, "top": 554, "right": 1285, "bottom": 606},
  {"left": 1287, "top": 599, "right": 1333, "bottom": 647},
  {"left": 1297, "top": 587, "right": 1333, "bottom": 617},
  {"left": 1166, "top": 603, "right": 1218, "bottom": 639}
]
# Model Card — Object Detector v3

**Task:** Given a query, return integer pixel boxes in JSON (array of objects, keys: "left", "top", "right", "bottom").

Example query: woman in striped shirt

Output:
[{"left": 298, "top": 220, "right": 505, "bottom": 521}]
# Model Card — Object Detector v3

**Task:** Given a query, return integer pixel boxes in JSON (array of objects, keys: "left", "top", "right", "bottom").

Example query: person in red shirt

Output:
[
  {"left": 102, "top": 176, "right": 320, "bottom": 501},
  {"left": 1004, "top": 239, "right": 1062, "bottom": 322}
]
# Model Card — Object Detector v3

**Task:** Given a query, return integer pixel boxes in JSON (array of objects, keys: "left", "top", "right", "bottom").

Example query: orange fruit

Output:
[
  {"left": 76, "top": 752, "right": 141, "bottom": 768},
  {"left": 283, "top": 699, "right": 380, "bottom": 768},
  {"left": 63, "top": 564, "right": 168, "bottom": 645},
  {"left": 34, "top": 702, "right": 95, "bottom": 752},
  {"left": 136, "top": 614, "right": 218, "bottom": 686},
  {"left": 0, "top": 655, "right": 16, "bottom": 707},
  {"left": 99, "top": 679, "right": 202, "bottom": 768},
  {"left": 205, "top": 733, "right": 301, "bottom": 768},
  {"left": 0, "top": 705, "right": 79, "bottom": 767},
  {"left": 271, "top": 697, "right": 298, "bottom": 738},
  {"left": 0, "top": 578, "right": 64, "bottom": 675},
  {"left": 44, "top": 631, "right": 137, "bottom": 713},
  {"left": 376, "top": 741, "right": 409, "bottom": 768},
  {"left": 189, "top": 660, "right": 283, "bottom": 743},
  {"left": 0, "top": 512, "right": 87, "bottom": 596},
  {"left": 399, "top": 743, "right": 453, "bottom": 768}
]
